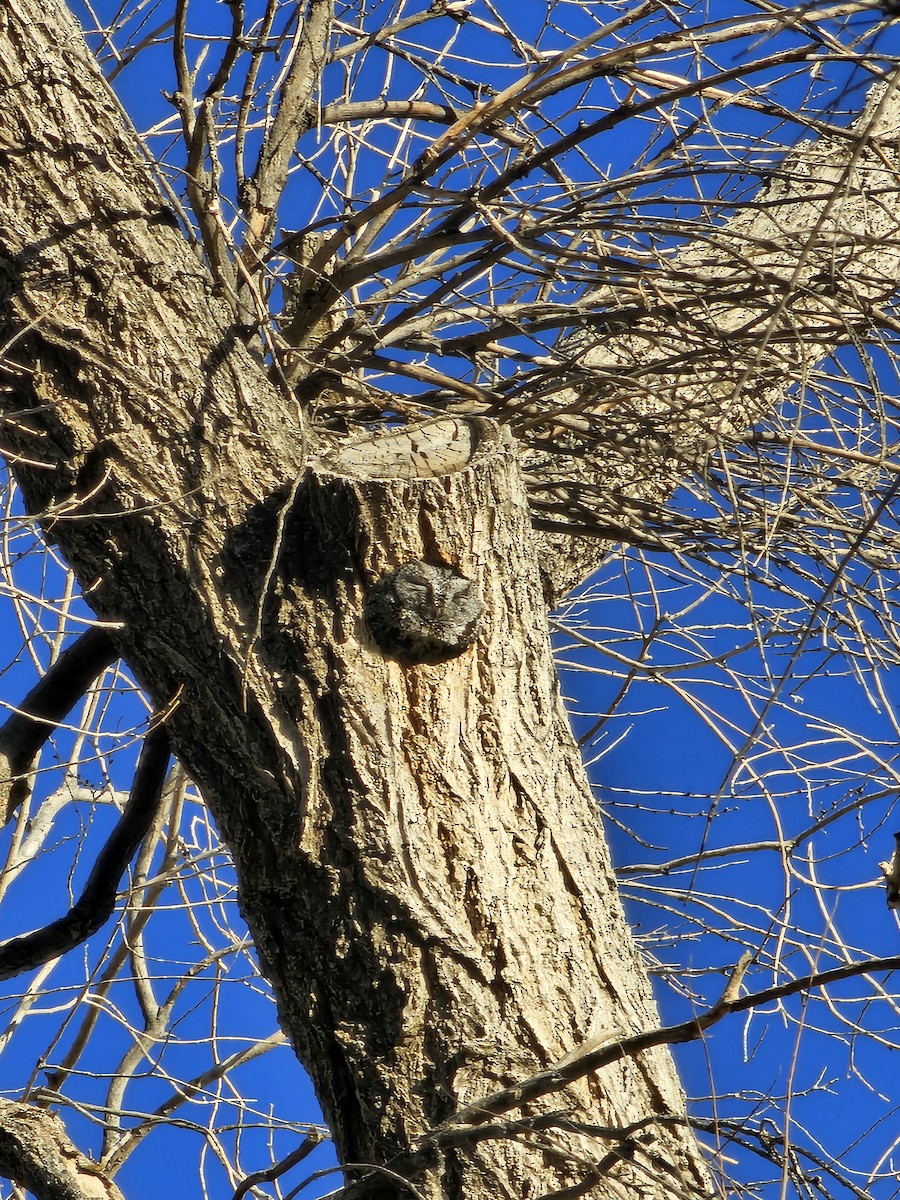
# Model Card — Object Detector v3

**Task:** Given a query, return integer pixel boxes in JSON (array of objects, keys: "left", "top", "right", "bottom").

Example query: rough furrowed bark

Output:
[
  {"left": 0, "top": 1099, "right": 125, "bottom": 1200},
  {"left": 0, "top": 4, "right": 712, "bottom": 1200},
  {"left": 252, "top": 420, "right": 711, "bottom": 1198}
]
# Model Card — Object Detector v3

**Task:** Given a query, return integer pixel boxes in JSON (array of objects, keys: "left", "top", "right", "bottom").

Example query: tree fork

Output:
[
  {"left": 248, "top": 418, "right": 712, "bottom": 1197},
  {"left": 0, "top": 2, "right": 710, "bottom": 1197}
]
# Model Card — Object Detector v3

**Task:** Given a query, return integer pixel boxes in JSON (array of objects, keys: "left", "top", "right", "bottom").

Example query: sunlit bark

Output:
[
  {"left": 2, "top": 2, "right": 900, "bottom": 1199},
  {"left": 0, "top": 3, "right": 711, "bottom": 1196}
]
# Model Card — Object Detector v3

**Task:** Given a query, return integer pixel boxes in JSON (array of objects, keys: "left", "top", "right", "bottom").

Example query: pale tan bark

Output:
[
  {"left": 5, "top": 2, "right": 899, "bottom": 1197},
  {"left": 0, "top": 3, "right": 711, "bottom": 1199},
  {"left": 0, "top": 1100, "right": 125, "bottom": 1200},
  {"left": 262, "top": 419, "right": 714, "bottom": 1198}
]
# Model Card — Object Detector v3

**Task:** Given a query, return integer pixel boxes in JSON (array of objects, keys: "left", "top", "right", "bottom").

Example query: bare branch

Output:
[
  {"left": 0, "top": 1099, "right": 126, "bottom": 1200},
  {"left": 171, "top": 0, "right": 238, "bottom": 300},
  {"left": 243, "top": 0, "right": 333, "bottom": 256},
  {"left": 230, "top": 1133, "right": 325, "bottom": 1200},
  {"left": 0, "top": 626, "right": 118, "bottom": 819},
  {"left": 419, "top": 948, "right": 900, "bottom": 1159},
  {"left": 0, "top": 722, "right": 170, "bottom": 980}
]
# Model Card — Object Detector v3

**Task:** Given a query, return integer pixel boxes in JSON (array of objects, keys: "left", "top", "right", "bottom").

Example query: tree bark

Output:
[
  {"left": 0, "top": 1100, "right": 125, "bottom": 1200},
  {"left": 0, "top": 3, "right": 711, "bottom": 1198},
  {"left": 254, "top": 418, "right": 716, "bottom": 1198}
]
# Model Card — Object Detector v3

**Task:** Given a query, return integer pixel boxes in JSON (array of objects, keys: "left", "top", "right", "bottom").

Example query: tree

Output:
[{"left": 1, "top": 2, "right": 900, "bottom": 1198}]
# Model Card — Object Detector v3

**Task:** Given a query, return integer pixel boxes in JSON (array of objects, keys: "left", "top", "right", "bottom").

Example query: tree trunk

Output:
[
  {"left": 250, "top": 417, "right": 714, "bottom": 1198},
  {"left": 0, "top": 3, "right": 712, "bottom": 1198}
]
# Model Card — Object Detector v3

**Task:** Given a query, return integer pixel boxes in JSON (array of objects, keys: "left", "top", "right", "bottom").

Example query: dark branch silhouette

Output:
[
  {"left": 0, "top": 722, "right": 171, "bottom": 981},
  {"left": 230, "top": 1133, "right": 326, "bottom": 1200},
  {"left": 0, "top": 626, "right": 118, "bottom": 817}
]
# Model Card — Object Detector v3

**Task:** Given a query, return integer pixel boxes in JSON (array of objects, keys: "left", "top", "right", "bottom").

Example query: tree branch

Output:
[
  {"left": 522, "top": 72, "right": 900, "bottom": 596},
  {"left": 244, "top": 0, "right": 333, "bottom": 256},
  {"left": 0, "top": 722, "right": 171, "bottom": 981},
  {"left": 230, "top": 1133, "right": 325, "bottom": 1200},
  {"left": 170, "top": 0, "right": 238, "bottom": 301},
  {"left": 418, "top": 949, "right": 900, "bottom": 1158},
  {"left": 0, "top": 1099, "right": 126, "bottom": 1200},
  {"left": 0, "top": 627, "right": 118, "bottom": 819}
]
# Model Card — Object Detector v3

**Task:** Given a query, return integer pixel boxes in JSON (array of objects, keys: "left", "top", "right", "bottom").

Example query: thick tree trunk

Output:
[
  {"left": 252, "top": 418, "right": 713, "bottom": 1197},
  {"left": 0, "top": 3, "right": 711, "bottom": 1199}
]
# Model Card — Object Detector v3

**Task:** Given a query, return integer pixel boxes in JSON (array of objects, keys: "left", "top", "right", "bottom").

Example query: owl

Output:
[{"left": 364, "top": 562, "right": 484, "bottom": 664}]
